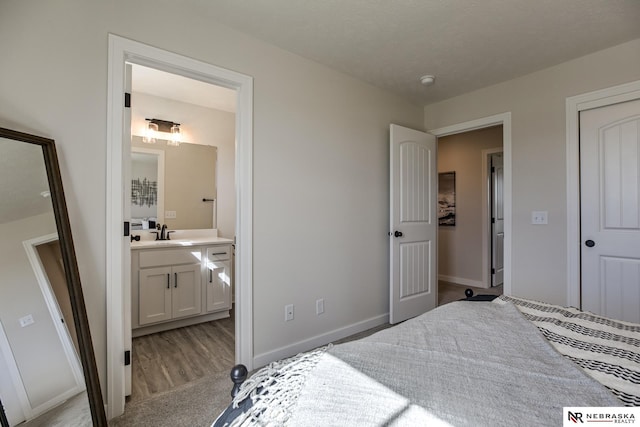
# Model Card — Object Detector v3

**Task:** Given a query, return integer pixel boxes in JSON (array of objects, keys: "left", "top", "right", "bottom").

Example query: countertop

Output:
[{"left": 130, "top": 229, "right": 233, "bottom": 249}]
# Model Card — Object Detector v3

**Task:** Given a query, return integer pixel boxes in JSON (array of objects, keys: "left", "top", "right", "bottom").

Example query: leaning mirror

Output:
[{"left": 0, "top": 128, "right": 106, "bottom": 426}]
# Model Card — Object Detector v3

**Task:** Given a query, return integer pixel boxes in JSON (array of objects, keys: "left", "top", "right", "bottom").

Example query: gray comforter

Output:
[{"left": 229, "top": 301, "right": 621, "bottom": 426}]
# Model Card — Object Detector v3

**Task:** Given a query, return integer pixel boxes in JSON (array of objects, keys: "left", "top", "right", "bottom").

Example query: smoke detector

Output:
[{"left": 420, "top": 75, "right": 435, "bottom": 86}]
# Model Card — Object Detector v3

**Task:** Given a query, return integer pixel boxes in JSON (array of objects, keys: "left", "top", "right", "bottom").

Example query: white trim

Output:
[
  {"left": 0, "top": 320, "right": 31, "bottom": 421},
  {"left": 430, "top": 112, "right": 513, "bottom": 297},
  {"left": 438, "top": 274, "right": 485, "bottom": 289},
  {"left": 481, "top": 148, "right": 503, "bottom": 289},
  {"left": 106, "top": 34, "right": 254, "bottom": 419},
  {"left": 565, "top": 79, "right": 640, "bottom": 308},
  {"left": 253, "top": 314, "right": 388, "bottom": 368}
]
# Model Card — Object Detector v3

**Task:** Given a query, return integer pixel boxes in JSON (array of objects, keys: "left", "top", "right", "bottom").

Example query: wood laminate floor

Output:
[{"left": 129, "top": 314, "right": 234, "bottom": 404}]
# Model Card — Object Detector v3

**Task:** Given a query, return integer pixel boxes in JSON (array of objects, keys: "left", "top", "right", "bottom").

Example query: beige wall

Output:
[
  {"left": 0, "top": 0, "right": 424, "bottom": 400},
  {"left": 0, "top": 213, "right": 77, "bottom": 408},
  {"left": 438, "top": 126, "right": 502, "bottom": 286},
  {"left": 425, "top": 38, "right": 640, "bottom": 305}
]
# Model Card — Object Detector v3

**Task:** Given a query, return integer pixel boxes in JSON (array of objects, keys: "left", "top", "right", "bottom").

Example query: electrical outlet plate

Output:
[
  {"left": 285, "top": 304, "right": 294, "bottom": 321},
  {"left": 19, "top": 314, "right": 34, "bottom": 327},
  {"left": 531, "top": 211, "right": 548, "bottom": 225}
]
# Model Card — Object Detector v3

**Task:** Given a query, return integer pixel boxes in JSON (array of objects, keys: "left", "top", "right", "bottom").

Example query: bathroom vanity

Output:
[{"left": 130, "top": 230, "right": 233, "bottom": 337}]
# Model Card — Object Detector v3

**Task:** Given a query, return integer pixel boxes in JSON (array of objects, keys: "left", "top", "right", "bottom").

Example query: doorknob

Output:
[
  {"left": 394, "top": 231, "right": 403, "bottom": 238},
  {"left": 585, "top": 239, "right": 595, "bottom": 247}
]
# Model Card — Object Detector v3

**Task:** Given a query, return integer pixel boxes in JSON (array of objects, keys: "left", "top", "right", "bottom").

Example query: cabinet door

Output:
[
  {"left": 206, "top": 260, "right": 231, "bottom": 312},
  {"left": 139, "top": 266, "right": 172, "bottom": 325},
  {"left": 172, "top": 263, "right": 202, "bottom": 319}
]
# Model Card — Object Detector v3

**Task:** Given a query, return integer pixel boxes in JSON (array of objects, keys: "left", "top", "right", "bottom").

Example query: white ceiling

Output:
[
  {"left": 197, "top": 0, "right": 640, "bottom": 104},
  {"left": 132, "top": 64, "right": 237, "bottom": 112}
]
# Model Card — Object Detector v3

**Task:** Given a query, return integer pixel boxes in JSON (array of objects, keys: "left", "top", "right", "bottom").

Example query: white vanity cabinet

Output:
[
  {"left": 205, "top": 246, "right": 232, "bottom": 313},
  {"left": 138, "top": 263, "right": 202, "bottom": 326},
  {"left": 131, "top": 242, "right": 232, "bottom": 336}
]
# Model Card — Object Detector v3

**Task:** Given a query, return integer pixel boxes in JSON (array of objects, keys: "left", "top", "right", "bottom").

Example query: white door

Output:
[
  {"left": 490, "top": 153, "right": 504, "bottom": 287},
  {"left": 389, "top": 124, "right": 437, "bottom": 324},
  {"left": 580, "top": 99, "right": 640, "bottom": 323}
]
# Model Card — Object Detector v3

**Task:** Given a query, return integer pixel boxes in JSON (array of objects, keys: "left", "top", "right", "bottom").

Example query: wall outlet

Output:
[
  {"left": 316, "top": 299, "right": 325, "bottom": 315},
  {"left": 285, "top": 304, "right": 294, "bottom": 321},
  {"left": 165, "top": 210, "right": 177, "bottom": 219},
  {"left": 19, "top": 314, "right": 34, "bottom": 327},
  {"left": 531, "top": 211, "right": 548, "bottom": 225}
]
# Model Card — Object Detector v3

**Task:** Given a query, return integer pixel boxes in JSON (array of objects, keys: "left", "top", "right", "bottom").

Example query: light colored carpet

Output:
[{"left": 109, "top": 370, "right": 231, "bottom": 427}]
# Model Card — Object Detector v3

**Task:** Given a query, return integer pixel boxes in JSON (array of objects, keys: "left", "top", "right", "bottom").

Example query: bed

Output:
[{"left": 214, "top": 295, "right": 640, "bottom": 426}]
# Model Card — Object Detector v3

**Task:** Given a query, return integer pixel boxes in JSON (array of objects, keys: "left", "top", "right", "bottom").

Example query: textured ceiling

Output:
[
  {"left": 0, "top": 137, "right": 51, "bottom": 225},
  {"left": 202, "top": 0, "right": 640, "bottom": 105}
]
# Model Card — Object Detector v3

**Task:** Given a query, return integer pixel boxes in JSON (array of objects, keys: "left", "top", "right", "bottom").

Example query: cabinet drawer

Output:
[
  {"left": 207, "top": 245, "right": 231, "bottom": 262},
  {"left": 139, "top": 248, "right": 202, "bottom": 268}
]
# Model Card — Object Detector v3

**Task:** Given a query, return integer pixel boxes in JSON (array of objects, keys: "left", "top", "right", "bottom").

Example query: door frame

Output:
[
  {"left": 430, "top": 112, "right": 512, "bottom": 296},
  {"left": 566, "top": 79, "right": 640, "bottom": 308},
  {"left": 106, "top": 34, "right": 253, "bottom": 419}
]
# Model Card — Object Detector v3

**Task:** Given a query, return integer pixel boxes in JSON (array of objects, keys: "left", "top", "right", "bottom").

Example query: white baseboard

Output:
[
  {"left": 438, "top": 274, "right": 487, "bottom": 289},
  {"left": 253, "top": 313, "right": 388, "bottom": 368}
]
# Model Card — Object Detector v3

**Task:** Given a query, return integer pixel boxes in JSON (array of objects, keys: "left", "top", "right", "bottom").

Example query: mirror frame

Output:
[{"left": 0, "top": 127, "right": 107, "bottom": 426}]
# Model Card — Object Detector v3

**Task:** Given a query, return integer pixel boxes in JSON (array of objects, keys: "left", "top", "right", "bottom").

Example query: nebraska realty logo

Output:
[{"left": 564, "top": 407, "right": 638, "bottom": 425}]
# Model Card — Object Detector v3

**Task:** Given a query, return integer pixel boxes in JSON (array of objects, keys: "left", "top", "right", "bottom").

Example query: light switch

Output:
[
  {"left": 19, "top": 314, "right": 34, "bottom": 327},
  {"left": 165, "top": 211, "right": 177, "bottom": 219},
  {"left": 532, "top": 211, "right": 548, "bottom": 225}
]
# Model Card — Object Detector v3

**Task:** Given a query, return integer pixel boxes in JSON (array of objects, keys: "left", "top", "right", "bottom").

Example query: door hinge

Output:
[
  {"left": 491, "top": 217, "right": 495, "bottom": 224},
  {"left": 491, "top": 166, "right": 495, "bottom": 173},
  {"left": 124, "top": 350, "right": 131, "bottom": 366},
  {"left": 124, "top": 221, "right": 130, "bottom": 237},
  {"left": 491, "top": 268, "right": 496, "bottom": 275},
  {"left": 125, "top": 92, "right": 131, "bottom": 108}
]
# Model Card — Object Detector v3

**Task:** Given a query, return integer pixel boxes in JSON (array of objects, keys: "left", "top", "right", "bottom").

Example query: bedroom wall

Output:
[
  {"left": 424, "top": 38, "right": 640, "bottom": 305},
  {"left": 438, "top": 126, "right": 502, "bottom": 287},
  {"left": 0, "top": 0, "right": 424, "bottom": 401}
]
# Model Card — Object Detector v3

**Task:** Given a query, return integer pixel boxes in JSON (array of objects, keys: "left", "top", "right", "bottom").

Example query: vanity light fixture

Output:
[
  {"left": 143, "top": 118, "right": 182, "bottom": 146},
  {"left": 142, "top": 120, "right": 159, "bottom": 144},
  {"left": 168, "top": 123, "right": 181, "bottom": 147}
]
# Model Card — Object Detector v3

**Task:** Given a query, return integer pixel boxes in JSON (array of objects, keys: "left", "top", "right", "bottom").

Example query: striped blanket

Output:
[{"left": 495, "top": 295, "right": 640, "bottom": 406}]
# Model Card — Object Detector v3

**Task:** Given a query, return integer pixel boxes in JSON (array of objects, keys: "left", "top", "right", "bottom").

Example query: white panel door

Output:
[
  {"left": 491, "top": 153, "right": 504, "bottom": 287},
  {"left": 580, "top": 99, "right": 640, "bottom": 323},
  {"left": 390, "top": 124, "right": 437, "bottom": 324}
]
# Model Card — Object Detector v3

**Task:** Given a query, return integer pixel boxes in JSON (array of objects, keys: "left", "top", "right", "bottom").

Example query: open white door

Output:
[
  {"left": 123, "top": 63, "right": 132, "bottom": 396},
  {"left": 580, "top": 99, "right": 640, "bottom": 323},
  {"left": 490, "top": 152, "right": 504, "bottom": 287},
  {"left": 389, "top": 124, "right": 437, "bottom": 324}
]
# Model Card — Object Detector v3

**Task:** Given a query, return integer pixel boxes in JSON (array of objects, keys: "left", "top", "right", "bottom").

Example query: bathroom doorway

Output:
[
  {"left": 125, "top": 65, "right": 237, "bottom": 402},
  {"left": 106, "top": 34, "right": 254, "bottom": 419}
]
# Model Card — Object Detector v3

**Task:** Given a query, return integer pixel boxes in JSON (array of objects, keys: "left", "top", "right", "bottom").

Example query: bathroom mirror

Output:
[
  {"left": 0, "top": 128, "right": 106, "bottom": 426},
  {"left": 131, "top": 137, "right": 217, "bottom": 231}
]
